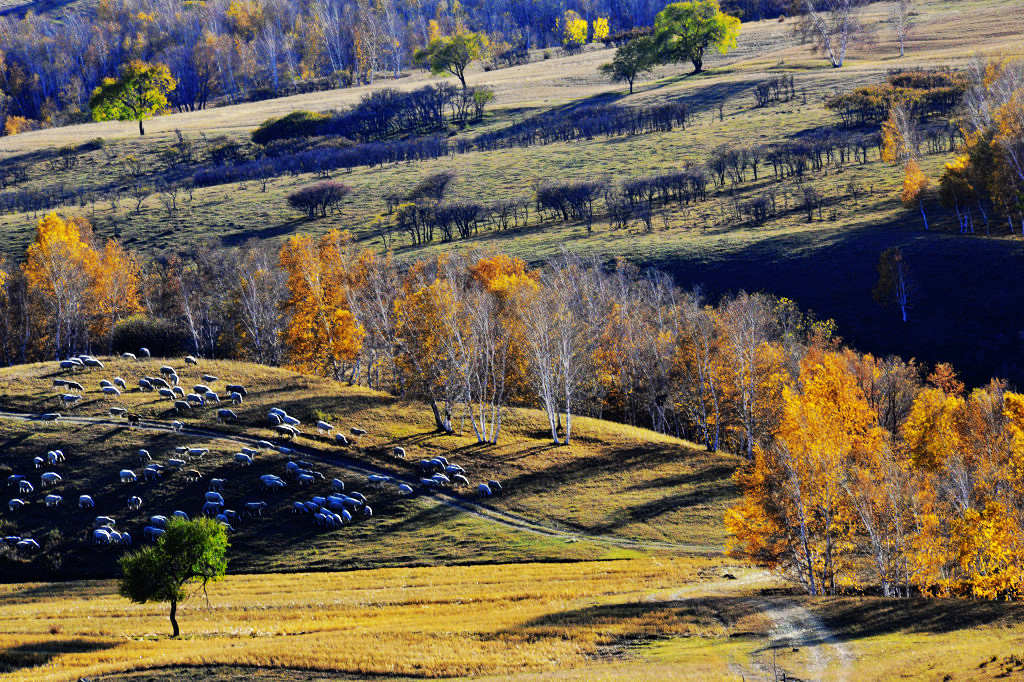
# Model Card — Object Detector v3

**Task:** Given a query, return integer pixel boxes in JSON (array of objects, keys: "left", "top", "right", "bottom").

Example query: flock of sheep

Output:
[{"left": 3, "top": 352, "right": 505, "bottom": 560}]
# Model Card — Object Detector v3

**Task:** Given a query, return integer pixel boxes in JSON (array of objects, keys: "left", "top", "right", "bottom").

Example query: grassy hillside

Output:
[
  {"left": 0, "top": 357, "right": 735, "bottom": 580},
  {"left": 1, "top": 1, "right": 1023, "bottom": 385}
]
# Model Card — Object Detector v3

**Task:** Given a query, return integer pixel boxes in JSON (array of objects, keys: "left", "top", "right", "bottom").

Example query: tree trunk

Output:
[
  {"left": 138, "top": 119, "right": 145, "bottom": 136},
  {"left": 169, "top": 598, "right": 179, "bottom": 637},
  {"left": 919, "top": 198, "right": 928, "bottom": 231},
  {"left": 429, "top": 399, "right": 453, "bottom": 433}
]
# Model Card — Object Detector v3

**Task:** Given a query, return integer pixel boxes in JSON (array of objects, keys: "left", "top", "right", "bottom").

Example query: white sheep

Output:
[
  {"left": 78, "top": 494, "right": 95, "bottom": 509},
  {"left": 122, "top": 352, "right": 137, "bottom": 361},
  {"left": 209, "top": 478, "right": 226, "bottom": 492},
  {"left": 119, "top": 469, "right": 137, "bottom": 483},
  {"left": 393, "top": 446, "right": 406, "bottom": 458},
  {"left": 230, "top": 392, "right": 243, "bottom": 405},
  {"left": 316, "top": 420, "right": 333, "bottom": 434},
  {"left": 397, "top": 483, "right": 414, "bottom": 496},
  {"left": 335, "top": 433, "right": 349, "bottom": 446},
  {"left": 113, "top": 377, "right": 126, "bottom": 390},
  {"left": 186, "top": 392, "right": 205, "bottom": 406},
  {"left": 40, "top": 472, "right": 62, "bottom": 487},
  {"left": 330, "top": 478, "right": 345, "bottom": 492},
  {"left": 166, "top": 458, "right": 186, "bottom": 470},
  {"left": 7, "top": 498, "right": 26, "bottom": 511},
  {"left": 159, "top": 388, "right": 175, "bottom": 399},
  {"left": 127, "top": 496, "right": 143, "bottom": 511},
  {"left": 101, "top": 386, "right": 121, "bottom": 397},
  {"left": 202, "top": 374, "right": 217, "bottom": 383},
  {"left": 234, "top": 453, "right": 253, "bottom": 467},
  {"left": 60, "top": 393, "right": 81, "bottom": 406},
  {"left": 350, "top": 427, "right": 367, "bottom": 437},
  {"left": 139, "top": 347, "right": 151, "bottom": 358},
  {"left": 110, "top": 407, "right": 127, "bottom": 417},
  {"left": 172, "top": 420, "right": 184, "bottom": 432},
  {"left": 160, "top": 365, "right": 175, "bottom": 376},
  {"left": 185, "top": 355, "right": 198, "bottom": 365},
  {"left": 217, "top": 408, "right": 238, "bottom": 423}
]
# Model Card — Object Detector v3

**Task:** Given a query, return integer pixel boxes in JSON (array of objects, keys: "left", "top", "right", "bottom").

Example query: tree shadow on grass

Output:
[{"left": 0, "top": 639, "right": 118, "bottom": 673}]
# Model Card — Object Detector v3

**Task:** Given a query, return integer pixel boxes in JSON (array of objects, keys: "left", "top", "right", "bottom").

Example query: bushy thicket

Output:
[
  {"left": 826, "top": 70, "right": 967, "bottom": 127},
  {"left": 287, "top": 181, "right": 353, "bottom": 218},
  {"left": 111, "top": 315, "right": 189, "bottom": 357}
]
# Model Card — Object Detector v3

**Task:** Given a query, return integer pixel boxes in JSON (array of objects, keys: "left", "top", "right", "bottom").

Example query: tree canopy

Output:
[
  {"left": 89, "top": 60, "right": 176, "bottom": 135},
  {"left": 413, "top": 32, "right": 488, "bottom": 90},
  {"left": 654, "top": 0, "right": 740, "bottom": 73},
  {"left": 600, "top": 36, "right": 657, "bottom": 94},
  {"left": 119, "top": 517, "right": 228, "bottom": 637}
]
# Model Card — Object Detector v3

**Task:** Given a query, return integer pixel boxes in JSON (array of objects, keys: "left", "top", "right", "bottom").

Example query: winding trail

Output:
[
  {"left": 749, "top": 596, "right": 853, "bottom": 682},
  {"left": 0, "top": 410, "right": 720, "bottom": 554}
]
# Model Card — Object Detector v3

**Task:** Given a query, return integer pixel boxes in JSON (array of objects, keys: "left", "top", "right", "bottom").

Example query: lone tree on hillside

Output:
[
  {"left": 414, "top": 32, "right": 488, "bottom": 90},
  {"left": 653, "top": 0, "right": 740, "bottom": 74},
  {"left": 796, "top": 0, "right": 872, "bottom": 68},
  {"left": 119, "top": 517, "right": 228, "bottom": 637},
  {"left": 872, "top": 247, "right": 913, "bottom": 323},
  {"left": 90, "top": 61, "right": 176, "bottom": 135},
  {"left": 600, "top": 36, "right": 657, "bottom": 94},
  {"left": 889, "top": 0, "right": 916, "bottom": 58}
]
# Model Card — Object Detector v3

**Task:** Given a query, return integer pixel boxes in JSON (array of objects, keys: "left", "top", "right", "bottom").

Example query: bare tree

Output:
[
  {"left": 889, "top": 0, "right": 915, "bottom": 58},
  {"left": 797, "top": 0, "right": 872, "bottom": 68},
  {"left": 235, "top": 244, "right": 286, "bottom": 365}
]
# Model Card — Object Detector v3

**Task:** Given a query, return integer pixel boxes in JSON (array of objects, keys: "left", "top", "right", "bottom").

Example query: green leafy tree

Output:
[
  {"left": 600, "top": 36, "right": 657, "bottom": 94},
  {"left": 90, "top": 61, "right": 176, "bottom": 136},
  {"left": 413, "top": 32, "right": 488, "bottom": 90},
  {"left": 119, "top": 518, "right": 228, "bottom": 637},
  {"left": 654, "top": 0, "right": 740, "bottom": 74}
]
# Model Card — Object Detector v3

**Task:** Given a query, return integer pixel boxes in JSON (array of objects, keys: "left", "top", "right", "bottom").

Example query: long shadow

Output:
[
  {"left": 622, "top": 464, "right": 735, "bottom": 492},
  {"left": 0, "top": 639, "right": 117, "bottom": 673},
  {"left": 219, "top": 218, "right": 308, "bottom": 246}
]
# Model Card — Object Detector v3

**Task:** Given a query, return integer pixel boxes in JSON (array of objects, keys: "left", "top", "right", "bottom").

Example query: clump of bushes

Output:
[
  {"left": 111, "top": 315, "right": 190, "bottom": 357},
  {"left": 287, "top": 181, "right": 352, "bottom": 218},
  {"left": 826, "top": 70, "right": 967, "bottom": 126},
  {"left": 252, "top": 111, "right": 329, "bottom": 145}
]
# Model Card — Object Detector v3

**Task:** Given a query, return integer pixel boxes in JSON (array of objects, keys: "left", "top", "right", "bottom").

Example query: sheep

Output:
[
  {"left": 149, "top": 515, "right": 168, "bottom": 528},
  {"left": 113, "top": 377, "right": 126, "bottom": 390},
  {"left": 260, "top": 475, "right": 286, "bottom": 490},
  {"left": 172, "top": 420, "right": 184, "bottom": 432},
  {"left": 47, "top": 450, "right": 65, "bottom": 465},
  {"left": 204, "top": 391, "right": 220, "bottom": 403},
  {"left": 120, "top": 531, "right": 133, "bottom": 547},
  {"left": 452, "top": 474, "right": 470, "bottom": 488},
  {"left": 397, "top": 483, "right": 414, "bottom": 496},
  {"left": 225, "top": 384, "right": 247, "bottom": 397},
  {"left": 150, "top": 377, "right": 170, "bottom": 389},
  {"left": 296, "top": 473, "right": 315, "bottom": 486},
  {"left": 173, "top": 400, "right": 191, "bottom": 413},
  {"left": 445, "top": 464, "right": 465, "bottom": 476},
  {"left": 368, "top": 474, "right": 391, "bottom": 488},
  {"left": 102, "top": 386, "right": 121, "bottom": 397},
  {"left": 172, "top": 510, "right": 189, "bottom": 521},
  {"left": 360, "top": 505, "right": 373, "bottom": 519},
  {"left": 82, "top": 357, "right": 104, "bottom": 368},
  {"left": 334, "top": 433, "right": 349, "bottom": 446},
  {"left": 165, "top": 458, "right": 186, "bottom": 470},
  {"left": 257, "top": 440, "right": 273, "bottom": 449},
  {"left": 183, "top": 469, "right": 202, "bottom": 483},
  {"left": 33, "top": 456, "right": 44, "bottom": 469},
  {"left": 240, "top": 447, "right": 259, "bottom": 456},
  {"left": 230, "top": 392, "right": 243, "bottom": 405},
  {"left": 171, "top": 386, "right": 184, "bottom": 397},
  {"left": 420, "top": 477, "right": 440, "bottom": 489},
  {"left": 122, "top": 352, "right": 137, "bottom": 361},
  {"left": 185, "top": 355, "right": 198, "bottom": 365},
  {"left": 59, "top": 359, "right": 81, "bottom": 371},
  {"left": 316, "top": 420, "right": 333, "bottom": 434},
  {"left": 209, "top": 478, "right": 226, "bottom": 492},
  {"left": 185, "top": 393, "right": 205, "bottom": 406},
  {"left": 393, "top": 446, "right": 406, "bottom": 458},
  {"left": 93, "top": 516, "right": 116, "bottom": 529},
  {"left": 126, "top": 413, "right": 142, "bottom": 427},
  {"left": 139, "top": 347, "right": 151, "bottom": 358},
  {"left": 201, "top": 501, "right": 222, "bottom": 516},
  {"left": 6, "top": 474, "right": 25, "bottom": 488},
  {"left": 119, "top": 469, "right": 137, "bottom": 484},
  {"left": 275, "top": 424, "right": 299, "bottom": 439},
  {"left": 476, "top": 483, "right": 492, "bottom": 497},
  {"left": 16, "top": 539, "right": 40, "bottom": 552},
  {"left": 330, "top": 478, "right": 345, "bottom": 492},
  {"left": 267, "top": 413, "right": 283, "bottom": 426},
  {"left": 54, "top": 378, "right": 68, "bottom": 387},
  {"left": 110, "top": 407, "right": 128, "bottom": 417},
  {"left": 138, "top": 378, "right": 153, "bottom": 392},
  {"left": 268, "top": 407, "right": 288, "bottom": 418},
  {"left": 202, "top": 374, "right": 217, "bottom": 383},
  {"left": 168, "top": 374, "right": 180, "bottom": 386},
  {"left": 418, "top": 459, "right": 439, "bottom": 475},
  {"left": 78, "top": 494, "right": 95, "bottom": 509},
  {"left": 350, "top": 427, "right": 367, "bottom": 437},
  {"left": 217, "top": 408, "right": 238, "bottom": 423},
  {"left": 193, "top": 384, "right": 211, "bottom": 395},
  {"left": 99, "top": 379, "right": 113, "bottom": 389},
  {"left": 160, "top": 365, "right": 175, "bottom": 376},
  {"left": 431, "top": 473, "right": 450, "bottom": 487},
  {"left": 39, "top": 413, "right": 62, "bottom": 421},
  {"left": 60, "top": 393, "right": 81, "bottom": 407},
  {"left": 65, "top": 381, "right": 84, "bottom": 392},
  {"left": 234, "top": 453, "right": 253, "bottom": 467},
  {"left": 187, "top": 447, "right": 209, "bottom": 459},
  {"left": 244, "top": 501, "right": 267, "bottom": 518},
  {"left": 348, "top": 491, "right": 367, "bottom": 505},
  {"left": 434, "top": 455, "right": 450, "bottom": 468},
  {"left": 127, "top": 495, "right": 143, "bottom": 511},
  {"left": 92, "top": 528, "right": 112, "bottom": 545},
  {"left": 159, "top": 388, "right": 175, "bottom": 399},
  {"left": 143, "top": 526, "right": 164, "bottom": 541},
  {"left": 40, "top": 472, "right": 62, "bottom": 488},
  {"left": 7, "top": 498, "right": 26, "bottom": 511},
  {"left": 143, "top": 465, "right": 163, "bottom": 481},
  {"left": 487, "top": 480, "right": 503, "bottom": 493}
]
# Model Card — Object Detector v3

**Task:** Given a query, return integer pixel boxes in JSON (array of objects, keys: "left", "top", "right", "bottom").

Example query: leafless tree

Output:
[
  {"left": 796, "top": 0, "right": 872, "bottom": 68},
  {"left": 888, "top": 0, "right": 915, "bottom": 58}
]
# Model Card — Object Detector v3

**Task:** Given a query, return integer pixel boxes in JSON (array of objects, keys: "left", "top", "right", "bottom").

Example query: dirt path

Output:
[
  {"left": 749, "top": 597, "right": 853, "bottom": 682},
  {"left": 0, "top": 410, "right": 720, "bottom": 555}
]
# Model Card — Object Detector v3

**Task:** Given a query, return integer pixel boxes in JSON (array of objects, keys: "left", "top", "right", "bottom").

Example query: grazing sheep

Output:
[
  {"left": 316, "top": 420, "right": 333, "bottom": 434},
  {"left": 143, "top": 526, "right": 164, "bottom": 541},
  {"left": 83, "top": 357, "right": 104, "bottom": 368},
  {"left": 172, "top": 420, "right": 184, "bottom": 432},
  {"left": 393, "top": 446, "right": 406, "bottom": 458},
  {"left": 204, "top": 391, "right": 220, "bottom": 403},
  {"left": 101, "top": 386, "right": 121, "bottom": 397},
  {"left": 40, "top": 472, "right": 62, "bottom": 487},
  {"left": 60, "top": 393, "right": 81, "bottom": 407},
  {"left": 168, "top": 374, "right": 179, "bottom": 386},
  {"left": 33, "top": 456, "right": 44, "bottom": 469},
  {"left": 54, "top": 378, "right": 68, "bottom": 387},
  {"left": 119, "top": 469, "right": 137, "bottom": 484},
  {"left": 93, "top": 516, "right": 116, "bottom": 529},
  {"left": 7, "top": 498, "right": 26, "bottom": 511},
  {"left": 240, "top": 447, "right": 259, "bottom": 456},
  {"left": 159, "top": 388, "right": 175, "bottom": 399},
  {"left": 275, "top": 424, "right": 299, "bottom": 439},
  {"left": 173, "top": 400, "right": 191, "bottom": 413},
  {"left": 59, "top": 359, "right": 81, "bottom": 371},
  {"left": 47, "top": 450, "right": 65, "bottom": 465},
  {"left": 92, "top": 528, "right": 112, "bottom": 545},
  {"left": 397, "top": 483, "right": 414, "bottom": 496},
  {"left": 183, "top": 469, "right": 202, "bottom": 483},
  {"left": 361, "top": 505, "right": 373, "bottom": 519},
  {"left": 99, "top": 379, "right": 113, "bottom": 388},
  {"left": 368, "top": 474, "right": 391, "bottom": 488},
  {"left": 452, "top": 474, "right": 470, "bottom": 488},
  {"left": 16, "top": 539, "right": 40, "bottom": 552},
  {"left": 209, "top": 478, "right": 226, "bottom": 492},
  {"left": 350, "top": 427, "right": 367, "bottom": 437},
  {"left": 187, "top": 448, "right": 209, "bottom": 459},
  {"left": 420, "top": 477, "right": 440, "bottom": 489},
  {"left": 487, "top": 480, "right": 503, "bottom": 493},
  {"left": 150, "top": 377, "right": 170, "bottom": 389},
  {"left": 39, "top": 413, "right": 61, "bottom": 421},
  {"left": 476, "top": 483, "right": 492, "bottom": 497},
  {"left": 348, "top": 491, "right": 367, "bottom": 505},
  {"left": 138, "top": 378, "right": 153, "bottom": 391},
  {"left": 166, "top": 458, "right": 186, "bottom": 470},
  {"left": 149, "top": 515, "right": 168, "bottom": 528},
  {"left": 334, "top": 433, "right": 349, "bottom": 446},
  {"left": 137, "top": 449, "right": 152, "bottom": 464},
  {"left": 268, "top": 407, "right": 287, "bottom": 418},
  {"left": 257, "top": 440, "right": 273, "bottom": 449},
  {"left": 172, "top": 510, "right": 189, "bottom": 521},
  {"left": 225, "top": 384, "right": 247, "bottom": 397},
  {"left": 113, "top": 377, "right": 126, "bottom": 390},
  {"left": 204, "top": 491, "right": 225, "bottom": 504},
  {"left": 201, "top": 501, "right": 222, "bottom": 516},
  {"left": 143, "top": 465, "right": 163, "bottom": 481},
  {"left": 202, "top": 374, "right": 217, "bottom": 383},
  {"left": 160, "top": 365, "right": 175, "bottom": 376},
  {"left": 126, "top": 413, "right": 142, "bottom": 427},
  {"left": 127, "top": 496, "right": 143, "bottom": 511},
  {"left": 193, "top": 384, "right": 211, "bottom": 395},
  {"left": 260, "top": 475, "right": 286, "bottom": 490},
  {"left": 122, "top": 352, "right": 137, "bottom": 361},
  {"left": 230, "top": 392, "right": 243, "bottom": 405},
  {"left": 139, "top": 347, "right": 151, "bottom": 357},
  {"left": 234, "top": 453, "right": 253, "bottom": 467},
  {"left": 7, "top": 474, "right": 24, "bottom": 488},
  {"left": 65, "top": 381, "right": 84, "bottom": 392},
  {"left": 185, "top": 355, "right": 198, "bottom": 365},
  {"left": 431, "top": 473, "right": 450, "bottom": 487},
  {"left": 244, "top": 501, "right": 267, "bottom": 518},
  {"left": 78, "top": 494, "right": 95, "bottom": 509},
  {"left": 186, "top": 393, "right": 205, "bottom": 406},
  {"left": 217, "top": 408, "right": 238, "bottom": 423},
  {"left": 445, "top": 464, "right": 465, "bottom": 476},
  {"left": 296, "top": 473, "right": 315, "bottom": 486},
  {"left": 330, "top": 478, "right": 345, "bottom": 492},
  {"left": 110, "top": 407, "right": 127, "bottom": 417}
]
